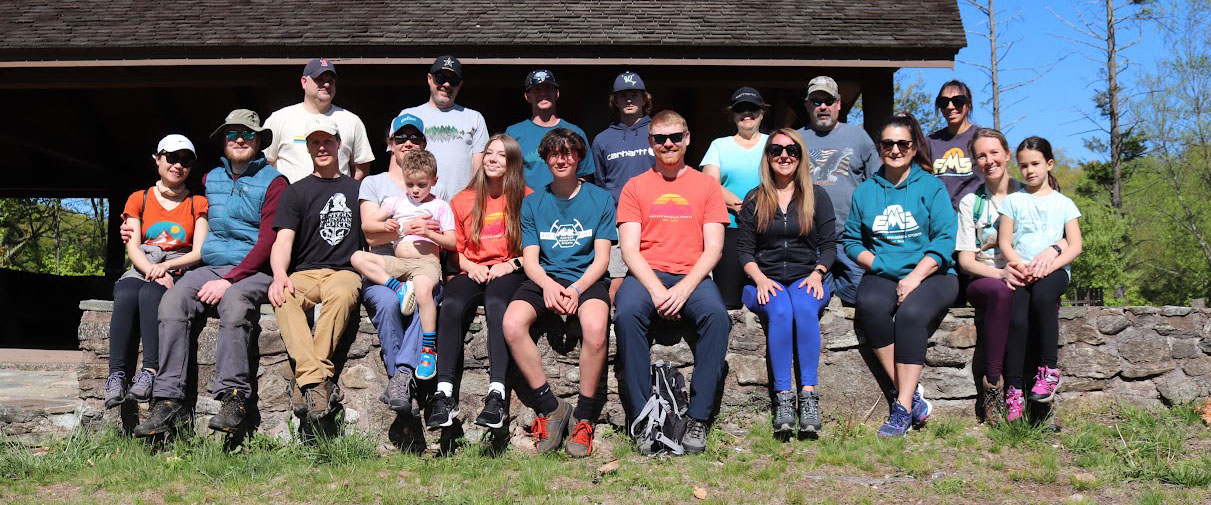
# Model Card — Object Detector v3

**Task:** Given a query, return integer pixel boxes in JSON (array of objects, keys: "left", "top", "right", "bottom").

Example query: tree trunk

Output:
[
  {"left": 1107, "top": 0, "right": 1123, "bottom": 209},
  {"left": 989, "top": 0, "right": 1000, "bottom": 130}
]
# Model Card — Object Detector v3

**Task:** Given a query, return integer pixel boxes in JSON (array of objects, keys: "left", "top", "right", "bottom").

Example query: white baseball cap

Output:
[
  {"left": 304, "top": 115, "right": 340, "bottom": 139},
  {"left": 156, "top": 134, "right": 196, "bottom": 155}
]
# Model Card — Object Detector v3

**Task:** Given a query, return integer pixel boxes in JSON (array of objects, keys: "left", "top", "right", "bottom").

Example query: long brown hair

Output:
[
  {"left": 1016, "top": 136, "right": 1060, "bottom": 192},
  {"left": 466, "top": 133, "right": 526, "bottom": 255},
  {"left": 880, "top": 111, "right": 933, "bottom": 173},
  {"left": 751, "top": 128, "right": 815, "bottom": 235}
]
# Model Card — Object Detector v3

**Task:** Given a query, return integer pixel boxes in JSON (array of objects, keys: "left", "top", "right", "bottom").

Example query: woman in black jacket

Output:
[{"left": 736, "top": 128, "right": 836, "bottom": 435}]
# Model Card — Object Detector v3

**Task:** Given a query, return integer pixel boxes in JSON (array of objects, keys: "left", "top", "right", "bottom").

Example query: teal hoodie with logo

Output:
[{"left": 842, "top": 163, "right": 957, "bottom": 280}]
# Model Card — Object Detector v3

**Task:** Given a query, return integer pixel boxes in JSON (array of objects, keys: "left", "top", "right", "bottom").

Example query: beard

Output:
[
  {"left": 811, "top": 115, "right": 836, "bottom": 131},
  {"left": 226, "top": 145, "right": 256, "bottom": 163}
]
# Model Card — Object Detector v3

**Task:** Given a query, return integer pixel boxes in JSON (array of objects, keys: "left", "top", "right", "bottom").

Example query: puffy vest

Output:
[{"left": 201, "top": 158, "right": 282, "bottom": 266}]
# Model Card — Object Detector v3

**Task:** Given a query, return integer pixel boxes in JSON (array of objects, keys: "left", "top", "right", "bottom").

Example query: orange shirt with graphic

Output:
[
  {"left": 451, "top": 187, "right": 534, "bottom": 268},
  {"left": 122, "top": 190, "right": 209, "bottom": 251},
  {"left": 617, "top": 167, "right": 729, "bottom": 274}
]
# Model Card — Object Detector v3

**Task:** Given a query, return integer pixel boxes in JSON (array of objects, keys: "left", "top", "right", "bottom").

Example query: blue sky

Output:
[{"left": 900, "top": 0, "right": 1162, "bottom": 163}]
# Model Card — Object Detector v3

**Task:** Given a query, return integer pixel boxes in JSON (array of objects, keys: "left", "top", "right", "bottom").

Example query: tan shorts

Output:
[{"left": 382, "top": 255, "right": 442, "bottom": 283}]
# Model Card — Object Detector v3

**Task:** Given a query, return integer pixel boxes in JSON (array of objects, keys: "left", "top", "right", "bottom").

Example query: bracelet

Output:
[
  {"left": 570, "top": 285, "right": 582, "bottom": 296},
  {"left": 1051, "top": 244, "right": 1063, "bottom": 255}
]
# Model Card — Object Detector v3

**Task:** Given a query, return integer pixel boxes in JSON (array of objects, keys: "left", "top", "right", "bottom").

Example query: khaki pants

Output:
[{"left": 275, "top": 269, "right": 362, "bottom": 387}]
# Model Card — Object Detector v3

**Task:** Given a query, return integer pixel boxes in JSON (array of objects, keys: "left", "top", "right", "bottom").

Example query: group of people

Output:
[{"left": 103, "top": 56, "right": 1083, "bottom": 458}]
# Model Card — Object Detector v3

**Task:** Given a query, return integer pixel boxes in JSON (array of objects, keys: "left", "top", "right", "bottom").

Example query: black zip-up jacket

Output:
[{"left": 736, "top": 185, "right": 837, "bottom": 285}]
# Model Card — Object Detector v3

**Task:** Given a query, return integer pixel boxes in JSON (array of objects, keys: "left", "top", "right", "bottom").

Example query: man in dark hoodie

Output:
[
  {"left": 133, "top": 109, "right": 288, "bottom": 437},
  {"left": 591, "top": 71, "right": 656, "bottom": 299}
]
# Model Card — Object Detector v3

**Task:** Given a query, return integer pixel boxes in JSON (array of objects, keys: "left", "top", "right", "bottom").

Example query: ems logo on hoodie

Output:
[{"left": 872, "top": 204, "right": 920, "bottom": 242}]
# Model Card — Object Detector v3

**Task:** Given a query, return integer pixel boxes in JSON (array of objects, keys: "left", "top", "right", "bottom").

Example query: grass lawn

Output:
[{"left": 2, "top": 402, "right": 1209, "bottom": 504}]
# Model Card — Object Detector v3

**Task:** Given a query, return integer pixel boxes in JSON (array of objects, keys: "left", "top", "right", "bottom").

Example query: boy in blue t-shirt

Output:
[
  {"left": 502, "top": 128, "right": 616, "bottom": 458},
  {"left": 504, "top": 69, "right": 595, "bottom": 190}
]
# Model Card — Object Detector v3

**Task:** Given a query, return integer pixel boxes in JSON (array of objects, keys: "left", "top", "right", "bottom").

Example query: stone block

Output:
[
  {"left": 1058, "top": 306, "right": 1086, "bottom": 320},
  {"left": 1154, "top": 371, "right": 1200, "bottom": 404},
  {"left": 944, "top": 325, "right": 977, "bottom": 348},
  {"left": 922, "top": 364, "right": 977, "bottom": 399},
  {"left": 197, "top": 327, "right": 218, "bottom": 366},
  {"left": 79, "top": 299, "right": 115, "bottom": 312},
  {"left": 1104, "top": 377, "right": 1162, "bottom": 408},
  {"left": 340, "top": 364, "right": 377, "bottom": 390},
  {"left": 1096, "top": 315, "right": 1130, "bottom": 335},
  {"left": 1183, "top": 356, "right": 1211, "bottom": 377},
  {"left": 925, "top": 345, "right": 972, "bottom": 368},
  {"left": 257, "top": 330, "right": 285, "bottom": 356},
  {"left": 1061, "top": 344, "right": 1120, "bottom": 379},
  {"left": 1127, "top": 306, "right": 1160, "bottom": 316},
  {"left": 1065, "top": 324, "right": 1104, "bottom": 345},
  {"left": 1065, "top": 376, "right": 1109, "bottom": 392},
  {"left": 1170, "top": 338, "right": 1200, "bottom": 360},
  {"left": 822, "top": 329, "right": 859, "bottom": 350},
  {"left": 345, "top": 332, "right": 374, "bottom": 360},
  {"left": 726, "top": 353, "right": 767, "bottom": 386},
  {"left": 651, "top": 340, "right": 693, "bottom": 368},
  {"left": 1161, "top": 306, "right": 1194, "bottom": 317},
  {"left": 1117, "top": 328, "right": 1174, "bottom": 378}
]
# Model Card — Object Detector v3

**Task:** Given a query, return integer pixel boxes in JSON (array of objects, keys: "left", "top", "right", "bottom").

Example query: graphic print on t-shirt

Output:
[
  {"left": 426, "top": 125, "right": 470, "bottom": 144},
  {"left": 872, "top": 205, "right": 921, "bottom": 242},
  {"left": 934, "top": 147, "right": 973, "bottom": 175},
  {"left": 540, "top": 219, "right": 593, "bottom": 248},
  {"left": 810, "top": 147, "right": 854, "bottom": 186},
  {"left": 144, "top": 221, "right": 187, "bottom": 249},
  {"left": 319, "top": 193, "right": 353, "bottom": 246},
  {"left": 481, "top": 212, "right": 506, "bottom": 239},
  {"left": 649, "top": 193, "right": 693, "bottom": 220}
]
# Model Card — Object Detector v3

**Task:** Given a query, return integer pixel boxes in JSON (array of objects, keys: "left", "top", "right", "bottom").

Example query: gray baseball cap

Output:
[{"left": 805, "top": 76, "right": 839, "bottom": 99}]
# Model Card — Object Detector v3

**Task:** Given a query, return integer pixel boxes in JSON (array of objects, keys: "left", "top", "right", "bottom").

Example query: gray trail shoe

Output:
[
  {"left": 104, "top": 371, "right": 127, "bottom": 409},
  {"left": 382, "top": 368, "right": 419, "bottom": 416},
  {"left": 772, "top": 390, "right": 797, "bottom": 433},
  {"left": 126, "top": 369, "right": 155, "bottom": 403},
  {"left": 798, "top": 389, "right": 822, "bottom": 433},
  {"left": 682, "top": 417, "right": 711, "bottom": 454},
  {"left": 531, "top": 397, "right": 571, "bottom": 454}
]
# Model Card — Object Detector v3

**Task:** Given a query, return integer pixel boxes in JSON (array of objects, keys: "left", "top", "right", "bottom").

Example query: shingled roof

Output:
[{"left": 2, "top": 1, "right": 965, "bottom": 63}]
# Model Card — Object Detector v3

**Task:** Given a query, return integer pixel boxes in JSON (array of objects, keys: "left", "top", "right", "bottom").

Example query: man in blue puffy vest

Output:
[{"left": 134, "top": 109, "right": 289, "bottom": 437}]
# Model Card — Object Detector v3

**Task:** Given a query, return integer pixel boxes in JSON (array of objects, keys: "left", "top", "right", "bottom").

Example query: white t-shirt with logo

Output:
[
  {"left": 398, "top": 102, "right": 489, "bottom": 201},
  {"left": 264, "top": 103, "right": 376, "bottom": 183},
  {"left": 381, "top": 195, "right": 455, "bottom": 247}
]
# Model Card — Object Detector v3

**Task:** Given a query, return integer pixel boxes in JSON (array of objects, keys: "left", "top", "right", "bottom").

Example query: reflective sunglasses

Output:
[
  {"left": 225, "top": 130, "right": 257, "bottom": 141},
  {"left": 392, "top": 133, "right": 425, "bottom": 144},
  {"left": 432, "top": 72, "right": 463, "bottom": 87},
  {"left": 766, "top": 143, "right": 802, "bottom": 158},
  {"left": 809, "top": 96, "right": 837, "bottom": 107},
  {"left": 879, "top": 139, "right": 915, "bottom": 152},
  {"left": 650, "top": 131, "right": 687, "bottom": 144},
  {"left": 935, "top": 95, "right": 970, "bottom": 109},
  {"left": 159, "top": 151, "right": 196, "bottom": 168}
]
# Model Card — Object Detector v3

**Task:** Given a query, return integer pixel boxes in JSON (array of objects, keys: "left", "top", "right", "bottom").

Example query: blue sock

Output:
[
  {"left": 422, "top": 332, "right": 436, "bottom": 348},
  {"left": 384, "top": 277, "right": 402, "bottom": 292}
]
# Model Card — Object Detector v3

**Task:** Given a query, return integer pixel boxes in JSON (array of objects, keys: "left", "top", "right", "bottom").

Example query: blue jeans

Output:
[
  {"left": 614, "top": 272, "right": 731, "bottom": 421},
  {"left": 362, "top": 283, "right": 443, "bottom": 377},
  {"left": 742, "top": 277, "right": 830, "bottom": 391},
  {"left": 825, "top": 242, "right": 863, "bottom": 305}
]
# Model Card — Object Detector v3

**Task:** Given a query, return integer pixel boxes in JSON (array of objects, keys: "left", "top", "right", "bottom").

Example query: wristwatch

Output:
[
  {"left": 511, "top": 258, "right": 523, "bottom": 270},
  {"left": 1051, "top": 244, "right": 1063, "bottom": 255}
]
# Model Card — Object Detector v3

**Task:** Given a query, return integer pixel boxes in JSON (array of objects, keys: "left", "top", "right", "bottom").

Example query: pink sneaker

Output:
[
  {"left": 1005, "top": 386, "right": 1025, "bottom": 422},
  {"left": 1028, "top": 366, "right": 1061, "bottom": 403}
]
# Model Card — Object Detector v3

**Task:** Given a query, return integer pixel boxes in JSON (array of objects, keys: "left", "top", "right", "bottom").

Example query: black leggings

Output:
[
  {"left": 1004, "top": 270, "right": 1068, "bottom": 388},
  {"left": 436, "top": 270, "right": 526, "bottom": 386},
  {"left": 108, "top": 277, "right": 169, "bottom": 373},
  {"left": 855, "top": 273, "right": 958, "bottom": 365},
  {"left": 712, "top": 227, "right": 743, "bottom": 310}
]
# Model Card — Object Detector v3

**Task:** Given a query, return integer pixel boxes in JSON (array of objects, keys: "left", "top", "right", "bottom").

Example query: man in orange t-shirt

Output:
[{"left": 615, "top": 110, "right": 731, "bottom": 455}]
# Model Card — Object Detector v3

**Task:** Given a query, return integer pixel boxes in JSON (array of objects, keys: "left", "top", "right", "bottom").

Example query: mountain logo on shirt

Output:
[
  {"left": 872, "top": 204, "right": 920, "bottom": 240},
  {"left": 934, "top": 147, "right": 973, "bottom": 175},
  {"left": 319, "top": 193, "right": 353, "bottom": 246},
  {"left": 481, "top": 212, "right": 506, "bottom": 239},
  {"left": 540, "top": 219, "right": 593, "bottom": 248},
  {"left": 425, "top": 125, "right": 470, "bottom": 144},
  {"left": 810, "top": 148, "right": 854, "bottom": 186},
  {"left": 144, "top": 221, "right": 187, "bottom": 250},
  {"left": 649, "top": 193, "right": 693, "bottom": 220}
]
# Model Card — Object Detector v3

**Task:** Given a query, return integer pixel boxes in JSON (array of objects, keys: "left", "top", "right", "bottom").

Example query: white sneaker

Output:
[{"left": 397, "top": 280, "right": 417, "bottom": 316}]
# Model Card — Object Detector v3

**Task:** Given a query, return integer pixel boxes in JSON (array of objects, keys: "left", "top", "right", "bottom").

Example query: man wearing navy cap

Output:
[
  {"left": 504, "top": 69, "right": 596, "bottom": 191},
  {"left": 264, "top": 58, "right": 375, "bottom": 183},
  {"left": 399, "top": 55, "right": 488, "bottom": 201}
]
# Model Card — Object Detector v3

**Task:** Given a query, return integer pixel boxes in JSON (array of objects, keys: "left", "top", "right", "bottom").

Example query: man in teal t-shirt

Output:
[{"left": 505, "top": 69, "right": 596, "bottom": 190}]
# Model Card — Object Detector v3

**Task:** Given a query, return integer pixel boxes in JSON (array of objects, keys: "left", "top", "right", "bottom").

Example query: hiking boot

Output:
[
  {"left": 289, "top": 378, "right": 307, "bottom": 417},
  {"left": 126, "top": 369, "right": 155, "bottom": 403},
  {"left": 771, "top": 390, "right": 796, "bottom": 433},
  {"left": 1006, "top": 386, "right": 1026, "bottom": 422},
  {"left": 305, "top": 380, "right": 338, "bottom": 422},
  {"left": 382, "top": 368, "right": 419, "bottom": 416},
  {"left": 1028, "top": 366, "right": 1062, "bottom": 403},
  {"left": 910, "top": 383, "right": 932, "bottom": 429},
  {"left": 565, "top": 419, "right": 595, "bottom": 458},
  {"left": 982, "top": 375, "right": 1006, "bottom": 424},
  {"left": 104, "top": 371, "right": 127, "bottom": 409},
  {"left": 531, "top": 397, "right": 572, "bottom": 454},
  {"left": 798, "top": 389, "right": 822, "bottom": 433},
  {"left": 134, "top": 398, "right": 185, "bottom": 437},
  {"left": 426, "top": 391, "right": 459, "bottom": 430},
  {"left": 474, "top": 389, "right": 508, "bottom": 429},
  {"left": 208, "top": 389, "right": 248, "bottom": 433},
  {"left": 877, "top": 402, "right": 912, "bottom": 438},
  {"left": 682, "top": 417, "right": 711, "bottom": 454},
  {"left": 398, "top": 280, "right": 417, "bottom": 316}
]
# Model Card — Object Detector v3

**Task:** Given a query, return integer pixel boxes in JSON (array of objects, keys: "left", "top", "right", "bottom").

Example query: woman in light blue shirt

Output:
[{"left": 701, "top": 86, "right": 769, "bottom": 309}]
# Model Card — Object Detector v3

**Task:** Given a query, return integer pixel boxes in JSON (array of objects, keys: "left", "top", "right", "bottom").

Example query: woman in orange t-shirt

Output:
[
  {"left": 428, "top": 133, "right": 532, "bottom": 431},
  {"left": 105, "top": 135, "right": 209, "bottom": 409}
]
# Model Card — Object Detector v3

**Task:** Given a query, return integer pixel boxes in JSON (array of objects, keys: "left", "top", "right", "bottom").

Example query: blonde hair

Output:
[
  {"left": 751, "top": 128, "right": 815, "bottom": 235},
  {"left": 401, "top": 150, "right": 437, "bottom": 178},
  {"left": 650, "top": 110, "right": 688, "bottom": 131}
]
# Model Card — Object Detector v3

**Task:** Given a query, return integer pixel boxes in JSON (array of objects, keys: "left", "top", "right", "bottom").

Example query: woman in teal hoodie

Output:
[{"left": 843, "top": 112, "right": 958, "bottom": 438}]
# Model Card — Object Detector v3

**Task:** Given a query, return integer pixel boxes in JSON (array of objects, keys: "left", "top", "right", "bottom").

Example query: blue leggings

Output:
[{"left": 742, "top": 278, "right": 830, "bottom": 391}]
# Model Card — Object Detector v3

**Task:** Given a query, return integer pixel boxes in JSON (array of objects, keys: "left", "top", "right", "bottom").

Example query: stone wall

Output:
[{"left": 76, "top": 300, "right": 1211, "bottom": 445}]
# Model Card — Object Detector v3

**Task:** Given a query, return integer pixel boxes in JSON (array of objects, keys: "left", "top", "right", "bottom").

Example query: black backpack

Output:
[{"left": 629, "top": 360, "right": 690, "bottom": 455}]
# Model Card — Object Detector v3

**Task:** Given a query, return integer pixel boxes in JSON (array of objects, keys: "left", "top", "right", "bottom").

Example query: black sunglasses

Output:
[
  {"left": 650, "top": 131, "right": 687, "bottom": 144},
  {"left": 731, "top": 103, "right": 761, "bottom": 114},
  {"left": 935, "top": 95, "right": 970, "bottom": 109},
  {"left": 225, "top": 130, "right": 256, "bottom": 141},
  {"left": 392, "top": 133, "right": 425, "bottom": 144},
  {"left": 809, "top": 96, "right": 837, "bottom": 107},
  {"left": 159, "top": 151, "right": 196, "bottom": 168},
  {"left": 432, "top": 72, "right": 463, "bottom": 87},
  {"left": 879, "top": 139, "right": 915, "bottom": 152},
  {"left": 766, "top": 143, "right": 802, "bottom": 158}
]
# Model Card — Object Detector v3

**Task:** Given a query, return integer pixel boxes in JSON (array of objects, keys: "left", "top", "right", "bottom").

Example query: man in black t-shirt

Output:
[{"left": 268, "top": 115, "right": 364, "bottom": 422}]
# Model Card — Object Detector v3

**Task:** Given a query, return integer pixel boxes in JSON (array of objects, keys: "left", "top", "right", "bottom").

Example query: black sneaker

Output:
[
  {"left": 381, "top": 368, "right": 419, "bottom": 416},
  {"left": 772, "top": 390, "right": 796, "bottom": 433},
  {"left": 133, "top": 398, "right": 185, "bottom": 437},
  {"left": 208, "top": 389, "right": 247, "bottom": 433},
  {"left": 474, "top": 390, "right": 508, "bottom": 429},
  {"left": 682, "top": 417, "right": 711, "bottom": 454},
  {"left": 104, "top": 370, "right": 127, "bottom": 409},
  {"left": 798, "top": 390, "right": 822, "bottom": 433},
  {"left": 426, "top": 391, "right": 459, "bottom": 430}
]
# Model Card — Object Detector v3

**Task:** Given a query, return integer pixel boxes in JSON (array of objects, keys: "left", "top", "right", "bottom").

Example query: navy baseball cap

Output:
[
  {"left": 303, "top": 58, "right": 337, "bottom": 79},
  {"left": 612, "top": 71, "right": 645, "bottom": 93},
  {"left": 730, "top": 87, "right": 765, "bottom": 108},
  {"left": 524, "top": 69, "right": 559, "bottom": 91}
]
